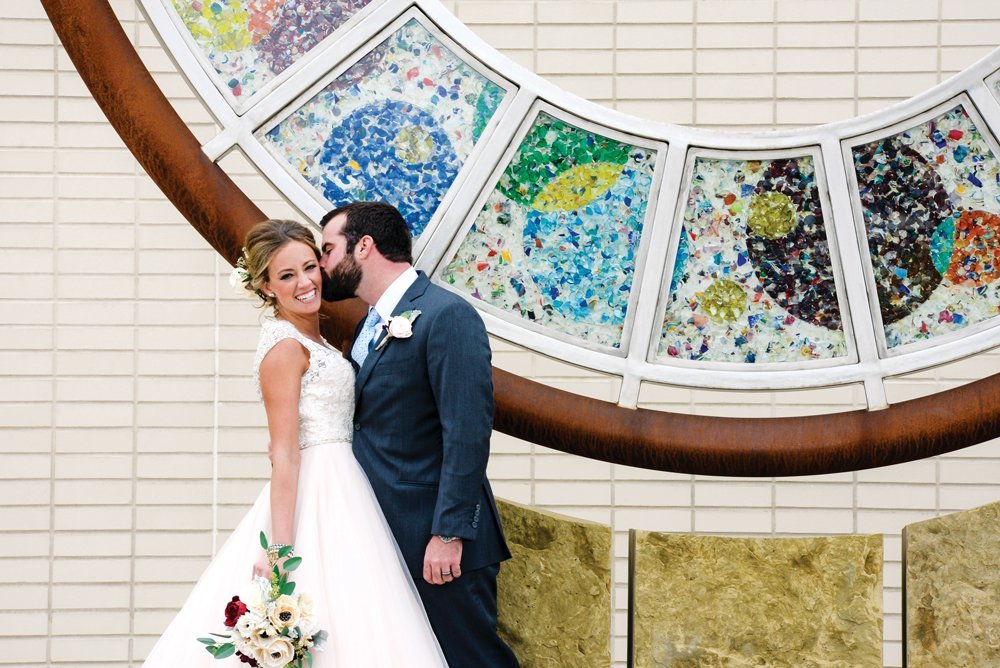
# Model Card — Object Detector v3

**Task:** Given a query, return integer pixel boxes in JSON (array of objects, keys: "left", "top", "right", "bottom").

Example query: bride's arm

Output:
[{"left": 254, "top": 338, "right": 309, "bottom": 577}]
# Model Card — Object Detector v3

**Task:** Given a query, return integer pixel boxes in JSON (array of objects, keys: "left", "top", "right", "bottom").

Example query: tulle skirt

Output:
[{"left": 142, "top": 441, "right": 447, "bottom": 667}]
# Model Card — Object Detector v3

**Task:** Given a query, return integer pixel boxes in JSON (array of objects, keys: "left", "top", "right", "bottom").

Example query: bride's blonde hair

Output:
[{"left": 242, "top": 219, "right": 322, "bottom": 310}]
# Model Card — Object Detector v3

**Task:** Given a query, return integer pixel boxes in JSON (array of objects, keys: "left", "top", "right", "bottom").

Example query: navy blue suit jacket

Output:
[{"left": 350, "top": 271, "right": 511, "bottom": 578}]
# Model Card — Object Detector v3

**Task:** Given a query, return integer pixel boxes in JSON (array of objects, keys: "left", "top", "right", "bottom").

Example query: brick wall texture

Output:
[{"left": 4, "top": 0, "right": 1000, "bottom": 665}]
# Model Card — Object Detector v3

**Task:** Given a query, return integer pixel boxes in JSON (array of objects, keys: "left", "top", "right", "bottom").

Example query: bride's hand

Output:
[
  {"left": 252, "top": 554, "right": 293, "bottom": 579},
  {"left": 252, "top": 556, "right": 272, "bottom": 580}
]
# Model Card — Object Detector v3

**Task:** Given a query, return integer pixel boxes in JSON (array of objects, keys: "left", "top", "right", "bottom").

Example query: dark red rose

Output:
[
  {"left": 236, "top": 650, "right": 259, "bottom": 666},
  {"left": 224, "top": 595, "right": 248, "bottom": 627}
]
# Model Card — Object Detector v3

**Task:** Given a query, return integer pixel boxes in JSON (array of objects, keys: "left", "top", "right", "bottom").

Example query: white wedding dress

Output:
[{"left": 143, "top": 317, "right": 447, "bottom": 666}]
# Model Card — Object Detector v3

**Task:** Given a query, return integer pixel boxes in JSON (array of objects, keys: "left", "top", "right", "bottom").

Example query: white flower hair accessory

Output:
[
  {"left": 228, "top": 248, "right": 264, "bottom": 301},
  {"left": 375, "top": 310, "right": 422, "bottom": 351}
]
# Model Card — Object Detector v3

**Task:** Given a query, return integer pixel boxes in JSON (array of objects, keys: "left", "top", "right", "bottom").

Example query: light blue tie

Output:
[{"left": 352, "top": 308, "right": 381, "bottom": 367}]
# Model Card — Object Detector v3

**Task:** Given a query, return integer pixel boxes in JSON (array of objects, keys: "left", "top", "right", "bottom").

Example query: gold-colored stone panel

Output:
[
  {"left": 904, "top": 500, "right": 1000, "bottom": 666},
  {"left": 496, "top": 499, "right": 612, "bottom": 667},
  {"left": 630, "top": 531, "right": 883, "bottom": 667}
]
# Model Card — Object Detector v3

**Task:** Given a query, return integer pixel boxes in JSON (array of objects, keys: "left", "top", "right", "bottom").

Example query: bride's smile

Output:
[{"left": 263, "top": 241, "right": 324, "bottom": 316}]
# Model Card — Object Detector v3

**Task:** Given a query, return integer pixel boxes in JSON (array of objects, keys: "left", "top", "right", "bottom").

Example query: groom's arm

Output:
[{"left": 425, "top": 298, "right": 494, "bottom": 541}]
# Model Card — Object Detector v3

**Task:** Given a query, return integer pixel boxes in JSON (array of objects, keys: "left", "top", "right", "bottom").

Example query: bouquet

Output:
[{"left": 197, "top": 533, "right": 328, "bottom": 667}]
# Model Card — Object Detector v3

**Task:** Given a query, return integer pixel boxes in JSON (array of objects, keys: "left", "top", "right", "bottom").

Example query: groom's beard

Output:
[{"left": 322, "top": 255, "right": 362, "bottom": 302}]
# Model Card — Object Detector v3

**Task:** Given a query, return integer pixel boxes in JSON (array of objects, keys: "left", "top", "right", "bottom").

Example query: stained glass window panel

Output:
[
  {"left": 441, "top": 112, "right": 657, "bottom": 349},
  {"left": 259, "top": 19, "right": 507, "bottom": 239},
  {"left": 660, "top": 155, "right": 846, "bottom": 363},
  {"left": 170, "top": 0, "right": 371, "bottom": 101},
  {"left": 852, "top": 105, "right": 1000, "bottom": 348}
]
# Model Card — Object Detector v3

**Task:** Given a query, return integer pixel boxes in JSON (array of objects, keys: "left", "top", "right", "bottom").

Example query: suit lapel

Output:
[{"left": 354, "top": 272, "right": 430, "bottom": 403}]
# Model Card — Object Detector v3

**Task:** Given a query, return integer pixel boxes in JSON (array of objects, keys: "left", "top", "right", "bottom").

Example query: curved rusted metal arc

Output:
[
  {"left": 43, "top": 0, "right": 1000, "bottom": 476},
  {"left": 41, "top": 0, "right": 369, "bottom": 334},
  {"left": 42, "top": 0, "right": 263, "bottom": 264},
  {"left": 494, "top": 369, "right": 1000, "bottom": 475}
]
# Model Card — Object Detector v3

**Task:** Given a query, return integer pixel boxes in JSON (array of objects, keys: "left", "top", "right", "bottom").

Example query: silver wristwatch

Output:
[{"left": 437, "top": 535, "right": 460, "bottom": 543}]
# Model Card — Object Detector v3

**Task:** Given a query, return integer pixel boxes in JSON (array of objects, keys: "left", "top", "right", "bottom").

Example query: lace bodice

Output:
[{"left": 253, "top": 318, "right": 355, "bottom": 449}]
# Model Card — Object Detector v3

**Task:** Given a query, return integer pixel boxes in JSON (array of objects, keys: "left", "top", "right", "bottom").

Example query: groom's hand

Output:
[{"left": 423, "top": 536, "right": 462, "bottom": 585}]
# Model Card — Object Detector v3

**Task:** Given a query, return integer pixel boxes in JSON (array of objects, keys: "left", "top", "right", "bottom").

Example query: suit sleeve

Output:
[{"left": 425, "top": 299, "right": 493, "bottom": 540}]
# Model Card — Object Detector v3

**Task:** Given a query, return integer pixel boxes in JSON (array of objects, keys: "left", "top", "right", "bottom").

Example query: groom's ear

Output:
[{"left": 355, "top": 234, "right": 376, "bottom": 260}]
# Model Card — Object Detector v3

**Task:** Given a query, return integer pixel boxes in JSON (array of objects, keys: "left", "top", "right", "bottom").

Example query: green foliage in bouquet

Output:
[{"left": 197, "top": 532, "right": 328, "bottom": 668}]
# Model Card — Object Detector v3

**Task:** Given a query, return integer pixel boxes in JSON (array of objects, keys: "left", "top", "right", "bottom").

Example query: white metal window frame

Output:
[
  {"left": 428, "top": 99, "right": 668, "bottom": 361},
  {"left": 245, "top": 7, "right": 521, "bottom": 261},
  {"left": 139, "top": 0, "right": 1000, "bottom": 412},
  {"left": 646, "top": 145, "right": 860, "bottom": 373},
  {"left": 143, "top": 0, "right": 391, "bottom": 115},
  {"left": 841, "top": 93, "right": 1000, "bottom": 359}
]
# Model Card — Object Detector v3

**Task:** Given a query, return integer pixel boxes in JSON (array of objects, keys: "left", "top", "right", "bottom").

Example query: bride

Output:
[{"left": 143, "top": 219, "right": 447, "bottom": 666}]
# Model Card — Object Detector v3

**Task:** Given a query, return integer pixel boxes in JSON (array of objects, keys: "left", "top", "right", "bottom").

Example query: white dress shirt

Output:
[{"left": 372, "top": 266, "right": 418, "bottom": 322}]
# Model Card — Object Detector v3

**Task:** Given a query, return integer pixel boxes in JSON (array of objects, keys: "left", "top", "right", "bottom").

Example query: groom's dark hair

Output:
[{"left": 320, "top": 201, "right": 413, "bottom": 264}]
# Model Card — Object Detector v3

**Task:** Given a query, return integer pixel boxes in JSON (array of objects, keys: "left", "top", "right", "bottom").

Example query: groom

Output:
[{"left": 319, "top": 201, "right": 519, "bottom": 667}]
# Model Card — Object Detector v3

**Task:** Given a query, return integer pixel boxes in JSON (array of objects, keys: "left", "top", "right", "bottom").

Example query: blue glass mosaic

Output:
[
  {"left": 441, "top": 112, "right": 656, "bottom": 348},
  {"left": 259, "top": 19, "right": 506, "bottom": 238}
]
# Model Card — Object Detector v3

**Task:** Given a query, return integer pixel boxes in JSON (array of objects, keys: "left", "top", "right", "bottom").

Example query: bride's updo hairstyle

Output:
[{"left": 242, "top": 219, "right": 322, "bottom": 310}]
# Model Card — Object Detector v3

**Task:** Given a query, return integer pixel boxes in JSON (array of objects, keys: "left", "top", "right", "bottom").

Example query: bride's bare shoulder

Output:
[{"left": 259, "top": 337, "right": 309, "bottom": 377}]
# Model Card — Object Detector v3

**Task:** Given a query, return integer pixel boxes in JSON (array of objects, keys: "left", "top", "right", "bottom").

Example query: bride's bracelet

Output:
[{"left": 266, "top": 543, "right": 294, "bottom": 566}]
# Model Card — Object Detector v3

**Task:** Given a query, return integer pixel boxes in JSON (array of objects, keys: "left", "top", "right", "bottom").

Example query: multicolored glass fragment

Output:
[
  {"left": 259, "top": 19, "right": 506, "bottom": 238},
  {"left": 852, "top": 105, "right": 1000, "bottom": 348},
  {"left": 660, "top": 155, "right": 846, "bottom": 363},
  {"left": 171, "top": 0, "right": 370, "bottom": 101},
  {"left": 441, "top": 112, "right": 656, "bottom": 348}
]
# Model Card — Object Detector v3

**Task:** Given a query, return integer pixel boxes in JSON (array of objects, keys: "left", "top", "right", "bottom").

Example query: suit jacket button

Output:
[
  {"left": 472, "top": 521, "right": 478, "bottom": 528},
  {"left": 354, "top": 423, "right": 361, "bottom": 431},
  {"left": 475, "top": 503, "right": 481, "bottom": 510}
]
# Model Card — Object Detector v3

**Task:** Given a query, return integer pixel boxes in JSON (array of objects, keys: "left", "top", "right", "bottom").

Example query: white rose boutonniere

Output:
[{"left": 375, "top": 310, "right": 421, "bottom": 351}]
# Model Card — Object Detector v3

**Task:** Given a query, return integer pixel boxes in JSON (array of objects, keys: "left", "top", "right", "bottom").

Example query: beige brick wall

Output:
[{"left": 4, "top": 0, "right": 1000, "bottom": 665}]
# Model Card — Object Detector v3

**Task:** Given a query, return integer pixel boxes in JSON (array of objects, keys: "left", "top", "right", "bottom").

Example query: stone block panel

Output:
[
  {"left": 904, "top": 500, "right": 1000, "bottom": 666},
  {"left": 630, "top": 531, "right": 883, "bottom": 667},
  {"left": 496, "top": 498, "right": 612, "bottom": 667}
]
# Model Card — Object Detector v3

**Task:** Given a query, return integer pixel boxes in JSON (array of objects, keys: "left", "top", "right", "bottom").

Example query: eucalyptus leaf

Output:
[
  {"left": 260, "top": 532, "right": 268, "bottom": 549},
  {"left": 214, "top": 643, "right": 236, "bottom": 659},
  {"left": 283, "top": 556, "right": 302, "bottom": 571},
  {"left": 278, "top": 545, "right": 293, "bottom": 558},
  {"left": 280, "top": 581, "right": 296, "bottom": 595},
  {"left": 197, "top": 637, "right": 217, "bottom": 645}
]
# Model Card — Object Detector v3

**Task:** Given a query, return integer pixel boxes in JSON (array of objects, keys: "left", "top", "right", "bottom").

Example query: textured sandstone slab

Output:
[
  {"left": 904, "top": 501, "right": 1000, "bottom": 666},
  {"left": 630, "top": 531, "right": 883, "bottom": 667},
  {"left": 496, "top": 498, "right": 612, "bottom": 667}
]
